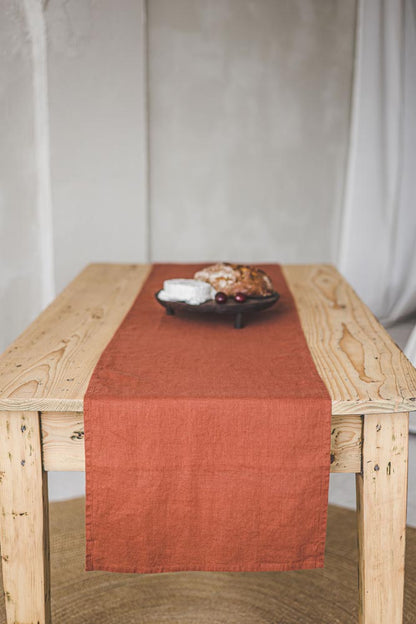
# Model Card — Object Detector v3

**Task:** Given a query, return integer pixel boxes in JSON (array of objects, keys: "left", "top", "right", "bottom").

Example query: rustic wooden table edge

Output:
[{"left": 0, "top": 262, "right": 414, "bottom": 415}]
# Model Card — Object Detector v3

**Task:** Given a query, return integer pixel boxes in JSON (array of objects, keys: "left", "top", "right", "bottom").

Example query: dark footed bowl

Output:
[{"left": 154, "top": 290, "right": 280, "bottom": 329}]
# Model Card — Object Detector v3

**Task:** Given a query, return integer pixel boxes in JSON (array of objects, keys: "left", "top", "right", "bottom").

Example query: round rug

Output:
[{"left": 0, "top": 499, "right": 414, "bottom": 623}]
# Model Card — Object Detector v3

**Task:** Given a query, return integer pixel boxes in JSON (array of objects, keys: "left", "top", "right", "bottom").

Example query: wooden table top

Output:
[{"left": 0, "top": 263, "right": 415, "bottom": 416}]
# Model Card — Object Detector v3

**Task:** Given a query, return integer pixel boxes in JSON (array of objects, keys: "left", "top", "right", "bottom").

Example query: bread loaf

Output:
[{"left": 194, "top": 263, "right": 274, "bottom": 297}]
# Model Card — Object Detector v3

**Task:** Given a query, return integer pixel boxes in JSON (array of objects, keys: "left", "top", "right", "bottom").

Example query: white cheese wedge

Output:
[{"left": 158, "top": 279, "right": 216, "bottom": 305}]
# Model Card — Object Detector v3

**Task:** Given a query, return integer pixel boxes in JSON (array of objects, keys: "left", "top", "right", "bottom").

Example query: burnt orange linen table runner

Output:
[{"left": 84, "top": 264, "right": 331, "bottom": 573}]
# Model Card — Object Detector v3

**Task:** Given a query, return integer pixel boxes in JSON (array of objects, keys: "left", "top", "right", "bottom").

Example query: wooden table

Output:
[{"left": 0, "top": 263, "right": 414, "bottom": 624}]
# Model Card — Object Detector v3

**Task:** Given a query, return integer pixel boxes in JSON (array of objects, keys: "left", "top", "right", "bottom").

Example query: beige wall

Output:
[
  {"left": 149, "top": 0, "right": 356, "bottom": 264},
  {"left": 0, "top": 2, "right": 46, "bottom": 354},
  {"left": 46, "top": 0, "right": 149, "bottom": 293},
  {"left": 45, "top": 0, "right": 356, "bottom": 295},
  {"left": 1, "top": 0, "right": 356, "bottom": 341}
]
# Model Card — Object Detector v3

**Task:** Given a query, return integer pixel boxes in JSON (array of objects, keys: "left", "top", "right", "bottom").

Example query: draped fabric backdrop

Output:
[
  {"left": 338, "top": 0, "right": 416, "bottom": 429},
  {"left": 339, "top": 0, "right": 416, "bottom": 326}
]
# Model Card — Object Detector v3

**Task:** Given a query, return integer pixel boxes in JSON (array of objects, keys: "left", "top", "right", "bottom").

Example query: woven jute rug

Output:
[{"left": 0, "top": 499, "right": 415, "bottom": 623}]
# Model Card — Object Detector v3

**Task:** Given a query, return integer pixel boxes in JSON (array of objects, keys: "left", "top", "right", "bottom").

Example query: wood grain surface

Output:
[
  {"left": 0, "top": 263, "right": 415, "bottom": 415},
  {"left": 356, "top": 412, "right": 408, "bottom": 623},
  {"left": 0, "top": 264, "right": 150, "bottom": 412},
  {"left": 0, "top": 411, "right": 51, "bottom": 623},
  {"left": 41, "top": 412, "right": 362, "bottom": 473},
  {"left": 282, "top": 265, "right": 416, "bottom": 415}
]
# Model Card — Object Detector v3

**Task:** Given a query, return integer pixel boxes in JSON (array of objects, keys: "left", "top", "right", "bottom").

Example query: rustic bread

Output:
[{"left": 194, "top": 263, "right": 274, "bottom": 297}]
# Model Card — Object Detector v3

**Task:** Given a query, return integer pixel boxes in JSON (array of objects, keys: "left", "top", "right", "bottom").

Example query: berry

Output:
[
  {"left": 234, "top": 292, "right": 247, "bottom": 303},
  {"left": 215, "top": 291, "right": 228, "bottom": 304}
]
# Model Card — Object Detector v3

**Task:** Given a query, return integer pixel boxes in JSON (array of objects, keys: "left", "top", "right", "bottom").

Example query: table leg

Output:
[
  {"left": 356, "top": 412, "right": 408, "bottom": 624},
  {"left": 0, "top": 411, "right": 51, "bottom": 624}
]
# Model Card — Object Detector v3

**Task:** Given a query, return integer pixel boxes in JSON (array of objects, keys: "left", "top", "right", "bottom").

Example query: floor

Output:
[{"left": 3, "top": 499, "right": 416, "bottom": 623}]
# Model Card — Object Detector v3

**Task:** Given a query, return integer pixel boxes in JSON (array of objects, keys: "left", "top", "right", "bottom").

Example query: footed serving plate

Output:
[{"left": 155, "top": 290, "right": 280, "bottom": 329}]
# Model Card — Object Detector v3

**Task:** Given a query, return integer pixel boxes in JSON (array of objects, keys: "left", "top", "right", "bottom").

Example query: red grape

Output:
[
  {"left": 215, "top": 291, "right": 228, "bottom": 304},
  {"left": 235, "top": 292, "right": 247, "bottom": 303}
]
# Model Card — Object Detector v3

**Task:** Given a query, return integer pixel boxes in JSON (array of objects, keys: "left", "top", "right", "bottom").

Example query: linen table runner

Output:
[{"left": 85, "top": 264, "right": 331, "bottom": 573}]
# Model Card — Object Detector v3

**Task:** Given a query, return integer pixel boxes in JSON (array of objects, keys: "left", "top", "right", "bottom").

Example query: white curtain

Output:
[
  {"left": 406, "top": 325, "right": 416, "bottom": 431},
  {"left": 338, "top": 0, "right": 416, "bottom": 326},
  {"left": 406, "top": 326, "right": 416, "bottom": 362}
]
